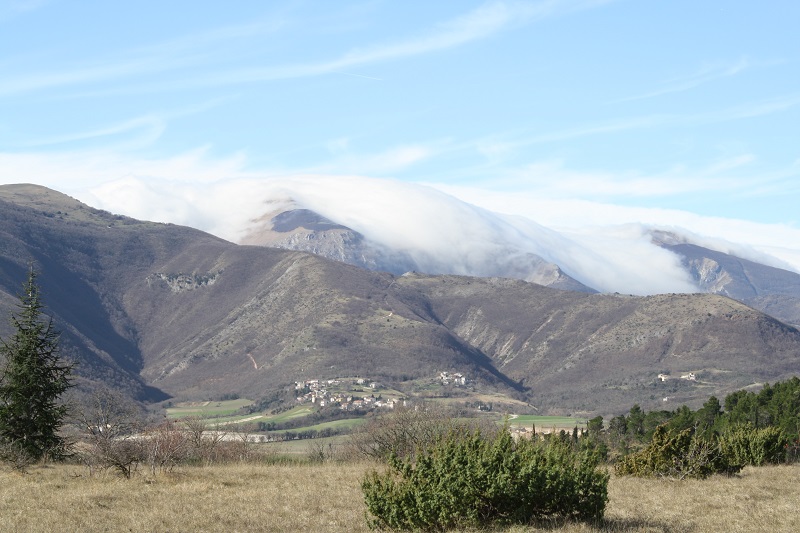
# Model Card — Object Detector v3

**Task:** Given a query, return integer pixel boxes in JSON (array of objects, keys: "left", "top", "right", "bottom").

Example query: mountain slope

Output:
[
  {"left": 652, "top": 230, "right": 800, "bottom": 326},
  {"left": 241, "top": 204, "right": 800, "bottom": 329},
  {"left": 0, "top": 185, "right": 516, "bottom": 402},
  {"left": 402, "top": 274, "right": 800, "bottom": 412},
  {"left": 1, "top": 184, "right": 799, "bottom": 415}
]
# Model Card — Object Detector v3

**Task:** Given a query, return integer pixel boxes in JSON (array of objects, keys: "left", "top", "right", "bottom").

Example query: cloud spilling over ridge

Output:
[
  {"left": 3, "top": 144, "right": 798, "bottom": 295},
  {"left": 74, "top": 173, "right": 744, "bottom": 295},
  {"left": 429, "top": 183, "right": 800, "bottom": 273}
]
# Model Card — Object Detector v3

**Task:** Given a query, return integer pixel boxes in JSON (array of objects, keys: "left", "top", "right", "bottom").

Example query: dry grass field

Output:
[{"left": 1, "top": 461, "right": 798, "bottom": 532}]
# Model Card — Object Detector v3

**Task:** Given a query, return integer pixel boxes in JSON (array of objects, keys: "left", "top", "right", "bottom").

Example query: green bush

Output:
[
  {"left": 614, "top": 426, "right": 735, "bottom": 479},
  {"left": 719, "top": 424, "right": 789, "bottom": 467},
  {"left": 361, "top": 427, "right": 608, "bottom": 530}
]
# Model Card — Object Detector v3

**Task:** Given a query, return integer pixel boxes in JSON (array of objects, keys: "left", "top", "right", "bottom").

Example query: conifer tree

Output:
[{"left": 0, "top": 267, "right": 73, "bottom": 462}]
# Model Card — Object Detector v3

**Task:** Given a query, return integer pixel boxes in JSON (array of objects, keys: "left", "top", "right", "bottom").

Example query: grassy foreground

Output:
[{"left": 1, "top": 461, "right": 798, "bottom": 532}]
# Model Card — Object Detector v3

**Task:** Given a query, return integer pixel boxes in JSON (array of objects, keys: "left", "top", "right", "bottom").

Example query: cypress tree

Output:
[{"left": 0, "top": 267, "right": 73, "bottom": 462}]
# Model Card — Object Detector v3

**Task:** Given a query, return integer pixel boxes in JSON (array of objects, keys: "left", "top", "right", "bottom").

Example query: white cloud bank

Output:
[{"left": 2, "top": 147, "right": 800, "bottom": 295}]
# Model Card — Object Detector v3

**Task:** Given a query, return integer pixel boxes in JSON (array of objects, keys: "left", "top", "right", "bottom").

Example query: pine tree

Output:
[{"left": 0, "top": 267, "right": 73, "bottom": 462}]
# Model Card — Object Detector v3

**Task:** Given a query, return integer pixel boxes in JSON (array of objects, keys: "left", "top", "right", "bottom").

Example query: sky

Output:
[{"left": 1, "top": 0, "right": 799, "bottom": 293}]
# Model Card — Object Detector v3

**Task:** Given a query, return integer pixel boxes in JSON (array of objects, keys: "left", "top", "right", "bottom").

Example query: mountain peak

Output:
[{"left": 0, "top": 183, "right": 83, "bottom": 211}]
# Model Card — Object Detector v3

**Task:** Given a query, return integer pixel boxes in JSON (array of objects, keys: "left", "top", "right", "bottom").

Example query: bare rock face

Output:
[
  {"left": 241, "top": 208, "right": 417, "bottom": 274},
  {"left": 652, "top": 230, "right": 800, "bottom": 326},
  {"left": 147, "top": 272, "right": 222, "bottom": 293},
  {"left": 691, "top": 257, "right": 735, "bottom": 295},
  {"left": 496, "top": 253, "right": 596, "bottom": 293}
]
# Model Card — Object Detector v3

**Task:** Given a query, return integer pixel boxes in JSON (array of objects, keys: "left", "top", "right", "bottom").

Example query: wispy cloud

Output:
[
  {"left": 0, "top": 18, "right": 284, "bottom": 97},
  {"left": 612, "top": 57, "right": 754, "bottom": 103},
  {"left": 0, "top": 146, "right": 254, "bottom": 192},
  {"left": 143, "top": 0, "right": 545, "bottom": 89},
  {"left": 0, "top": 0, "right": 614, "bottom": 97},
  {"left": 0, "top": 0, "right": 48, "bottom": 21},
  {"left": 477, "top": 93, "right": 800, "bottom": 153},
  {"left": 317, "top": 0, "right": 619, "bottom": 71},
  {"left": 17, "top": 115, "right": 166, "bottom": 149},
  {"left": 9, "top": 97, "right": 231, "bottom": 150},
  {"left": 309, "top": 143, "right": 439, "bottom": 175},
  {"left": 199, "top": 0, "right": 620, "bottom": 85},
  {"left": 702, "top": 93, "right": 800, "bottom": 121},
  {"left": 459, "top": 155, "right": 763, "bottom": 199}
]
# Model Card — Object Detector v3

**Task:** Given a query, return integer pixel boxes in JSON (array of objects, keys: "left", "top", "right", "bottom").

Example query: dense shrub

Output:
[
  {"left": 614, "top": 426, "right": 736, "bottom": 480},
  {"left": 719, "top": 424, "right": 790, "bottom": 467},
  {"left": 362, "top": 427, "right": 608, "bottom": 530}
]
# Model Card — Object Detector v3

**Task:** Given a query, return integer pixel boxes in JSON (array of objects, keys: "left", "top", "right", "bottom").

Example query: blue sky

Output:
[{"left": 1, "top": 0, "right": 799, "bottom": 288}]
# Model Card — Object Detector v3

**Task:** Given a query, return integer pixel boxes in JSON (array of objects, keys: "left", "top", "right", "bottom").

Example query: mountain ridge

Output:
[
  {"left": 1, "top": 184, "right": 799, "bottom": 415},
  {"left": 239, "top": 201, "right": 800, "bottom": 327}
]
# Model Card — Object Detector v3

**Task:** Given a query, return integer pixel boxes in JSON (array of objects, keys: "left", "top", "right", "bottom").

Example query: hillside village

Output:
[
  {"left": 294, "top": 377, "right": 404, "bottom": 410},
  {"left": 294, "top": 372, "right": 470, "bottom": 411}
]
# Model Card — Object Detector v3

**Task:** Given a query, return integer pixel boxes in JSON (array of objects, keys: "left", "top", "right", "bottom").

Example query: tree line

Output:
[
  {"left": 573, "top": 378, "right": 800, "bottom": 480},
  {"left": 587, "top": 377, "right": 800, "bottom": 447}
]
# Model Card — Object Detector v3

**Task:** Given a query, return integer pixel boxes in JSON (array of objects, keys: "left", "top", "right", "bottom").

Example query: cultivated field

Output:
[
  {"left": 165, "top": 398, "right": 256, "bottom": 419},
  {"left": 509, "top": 414, "right": 586, "bottom": 432},
  {"left": 163, "top": 397, "right": 583, "bottom": 439},
  {"left": 1, "top": 461, "right": 797, "bottom": 532}
]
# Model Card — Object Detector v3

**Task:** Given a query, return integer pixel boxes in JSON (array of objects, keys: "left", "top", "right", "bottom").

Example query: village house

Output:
[{"left": 439, "top": 371, "right": 467, "bottom": 386}]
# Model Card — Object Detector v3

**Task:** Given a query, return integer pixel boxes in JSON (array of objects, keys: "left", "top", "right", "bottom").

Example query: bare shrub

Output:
[
  {"left": 225, "top": 427, "right": 254, "bottom": 463},
  {"left": 143, "top": 419, "right": 190, "bottom": 474},
  {"left": 75, "top": 388, "right": 145, "bottom": 478},
  {"left": 179, "top": 417, "right": 260, "bottom": 464},
  {"left": 178, "top": 417, "right": 233, "bottom": 464},
  {"left": 0, "top": 440, "right": 37, "bottom": 471},
  {"left": 180, "top": 416, "right": 206, "bottom": 450},
  {"left": 345, "top": 404, "right": 494, "bottom": 461},
  {"left": 306, "top": 440, "right": 337, "bottom": 463}
]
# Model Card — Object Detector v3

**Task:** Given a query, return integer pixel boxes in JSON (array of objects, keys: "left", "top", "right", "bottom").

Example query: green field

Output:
[
  {"left": 265, "top": 405, "right": 314, "bottom": 423},
  {"left": 166, "top": 403, "right": 326, "bottom": 430},
  {"left": 194, "top": 406, "right": 316, "bottom": 427},
  {"left": 508, "top": 415, "right": 586, "bottom": 429},
  {"left": 268, "top": 417, "right": 367, "bottom": 435},
  {"left": 165, "top": 398, "right": 253, "bottom": 419}
]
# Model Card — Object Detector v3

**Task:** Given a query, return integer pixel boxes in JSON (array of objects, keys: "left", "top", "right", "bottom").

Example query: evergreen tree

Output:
[
  {"left": 695, "top": 396, "right": 723, "bottom": 437},
  {"left": 0, "top": 268, "right": 73, "bottom": 461},
  {"left": 608, "top": 415, "right": 628, "bottom": 438},
  {"left": 627, "top": 404, "right": 645, "bottom": 437},
  {"left": 587, "top": 416, "right": 604, "bottom": 434}
]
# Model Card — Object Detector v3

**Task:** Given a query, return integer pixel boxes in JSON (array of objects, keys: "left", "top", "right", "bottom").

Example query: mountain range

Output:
[
  {"left": 1, "top": 183, "right": 799, "bottom": 416},
  {"left": 249, "top": 203, "right": 800, "bottom": 328}
]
